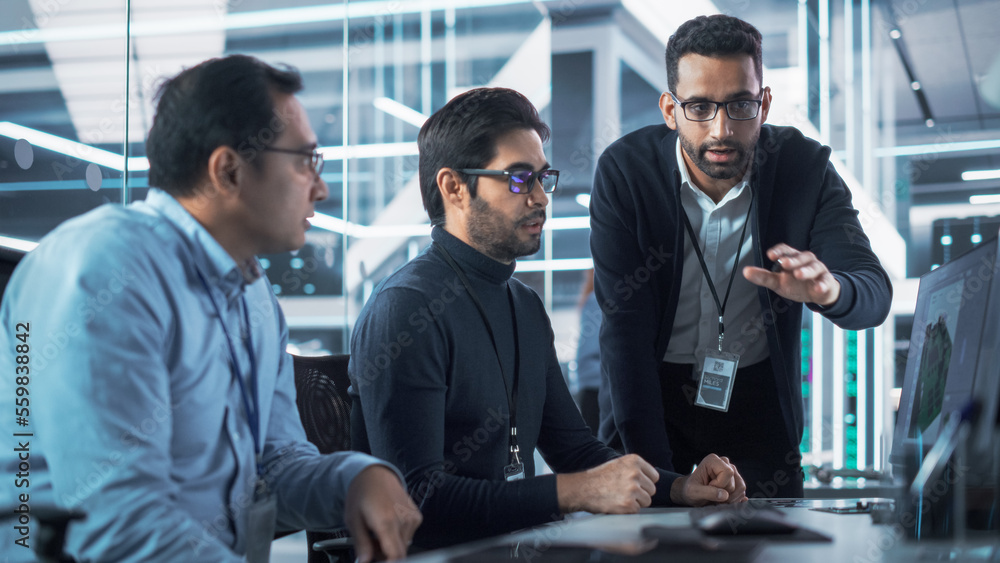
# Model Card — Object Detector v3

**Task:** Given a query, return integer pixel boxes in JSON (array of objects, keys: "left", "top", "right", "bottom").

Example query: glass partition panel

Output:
[
  {"left": 341, "top": 1, "right": 549, "bottom": 351},
  {"left": 0, "top": 1, "right": 128, "bottom": 249}
]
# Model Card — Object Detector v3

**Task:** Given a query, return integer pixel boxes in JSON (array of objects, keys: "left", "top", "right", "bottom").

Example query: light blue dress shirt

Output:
[{"left": 0, "top": 189, "right": 393, "bottom": 562}]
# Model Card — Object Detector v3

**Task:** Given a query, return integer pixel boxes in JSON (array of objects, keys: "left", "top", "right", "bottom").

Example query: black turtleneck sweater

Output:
[{"left": 349, "top": 227, "right": 681, "bottom": 549}]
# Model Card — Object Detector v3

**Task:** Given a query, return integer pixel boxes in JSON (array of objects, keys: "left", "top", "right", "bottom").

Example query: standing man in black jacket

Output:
[
  {"left": 350, "top": 87, "right": 747, "bottom": 550},
  {"left": 590, "top": 15, "right": 892, "bottom": 498}
]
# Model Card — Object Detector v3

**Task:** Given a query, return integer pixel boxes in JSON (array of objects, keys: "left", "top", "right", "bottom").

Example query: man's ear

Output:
[
  {"left": 759, "top": 86, "right": 772, "bottom": 124},
  {"left": 659, "top": 92, "right": 678, "bottom": 130},
  {"left": 206, "top": 146, "right": 242, "bottom": 198},
  {"left": 437, "top": 167, "right": 468, "bottom": 210}
]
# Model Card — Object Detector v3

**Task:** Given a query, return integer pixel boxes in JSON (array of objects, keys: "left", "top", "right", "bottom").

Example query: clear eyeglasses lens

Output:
[{"left": 509, "top": 170, "right": 558, "bottom": 194}]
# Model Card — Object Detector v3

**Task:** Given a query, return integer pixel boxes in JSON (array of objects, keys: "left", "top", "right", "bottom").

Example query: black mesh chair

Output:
[
  {"left": 291, "top": 353, "right": 355, "bottom": 563},
  {"left": 1, "top": 506, "right": 84, "bottom": 562}
]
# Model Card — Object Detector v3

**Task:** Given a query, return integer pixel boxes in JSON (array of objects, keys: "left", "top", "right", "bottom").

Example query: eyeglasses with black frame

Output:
[
  {"left": 457, "top": 168, "right": 559, "bottom": 194},
  {"left": 669, "top": 91, "right": 764, "bottom": 122},
  {"left": 261, "top": 147, "right": 325, "bottom": 176}
]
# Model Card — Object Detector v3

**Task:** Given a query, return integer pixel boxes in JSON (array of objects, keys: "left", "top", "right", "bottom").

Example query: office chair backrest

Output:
[
  {"left": 291, "top": 353, "right": 355, "bottom": 563},
  {"left": 292, "top": 353, "right": 352, "bottom": 454}
]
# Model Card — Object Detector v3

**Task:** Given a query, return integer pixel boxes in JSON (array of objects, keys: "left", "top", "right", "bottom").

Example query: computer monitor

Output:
[{"left": 891, "top": 227, "right": 1000, "bottom": 483}]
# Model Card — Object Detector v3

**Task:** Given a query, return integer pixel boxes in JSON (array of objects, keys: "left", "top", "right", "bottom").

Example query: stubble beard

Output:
[
  {"left": 680, "top": 129, "right": 760, "bottom": 181},
  {"left": 467, "top": 196, "right": 543, "bottom": 263}
]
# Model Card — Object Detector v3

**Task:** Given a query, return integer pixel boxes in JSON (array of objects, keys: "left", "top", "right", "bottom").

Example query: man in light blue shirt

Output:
[{"left": 0, "top": 55, "right": 420, "bottom": 562}]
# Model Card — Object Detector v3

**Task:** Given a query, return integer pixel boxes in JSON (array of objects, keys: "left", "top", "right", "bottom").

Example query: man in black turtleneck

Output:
[{"left": 349, "top": 87, "right": 748, "bottom": 551}]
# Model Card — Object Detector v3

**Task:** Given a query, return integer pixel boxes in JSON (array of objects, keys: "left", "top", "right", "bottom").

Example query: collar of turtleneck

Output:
[{"left": 431, "top": 226, "right": 516, "bottom": 285}]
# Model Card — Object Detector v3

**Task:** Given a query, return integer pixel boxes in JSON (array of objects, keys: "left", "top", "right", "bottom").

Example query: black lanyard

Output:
[
  {"left": 197, "top": 269, "right": 264, "bottom": 479},
  {"left": 678, "top": 180, "right": 754, "bottom": 352},
  {"left": 433, "top": 244, "right": 521, "bottom": 466}
]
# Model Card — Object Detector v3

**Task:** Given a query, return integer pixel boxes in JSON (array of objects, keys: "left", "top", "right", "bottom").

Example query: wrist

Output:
[
  {"left": 817, "top": 279, "right": 841, "bottom": 307},
  {"left": 556, "top": 472, "right": 585, "bottom": 513},
  {"left": 669, "top": 475, "right": 686, "bottom": 505}
]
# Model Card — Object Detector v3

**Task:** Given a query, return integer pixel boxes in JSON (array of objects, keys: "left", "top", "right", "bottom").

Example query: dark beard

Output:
[
  {"left": 680, "top": 130, "right": 759, "bottom": 180},
  {"left": 466, "top": 196, "right": 543, "bottom": 263}
]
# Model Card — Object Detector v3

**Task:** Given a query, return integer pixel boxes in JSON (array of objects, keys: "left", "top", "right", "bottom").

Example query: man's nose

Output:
[
  {"left": 314, "top": 174, "right": 329, "bottom": 202},
  {"left": 708, "top": 105, "right": 735, "bottom": 139},
  {"left": 527, "top": 177, "right": 549, "bottom": 208}
]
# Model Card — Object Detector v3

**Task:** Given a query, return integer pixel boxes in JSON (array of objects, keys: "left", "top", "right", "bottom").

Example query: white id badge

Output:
[
  {"left": 245, "top": 481, "right": 277, "bottom": 563},
  {"left": 694, "top": 350, "right": 740, "bottom": 412},
  {"left": 504, "top": 462, "right": 525, "bottom": 481}
]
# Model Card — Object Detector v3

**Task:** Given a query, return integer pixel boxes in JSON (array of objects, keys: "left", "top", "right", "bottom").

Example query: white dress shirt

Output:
[{"left": 664, "top": 139, "right": 770, "bottom": 366}]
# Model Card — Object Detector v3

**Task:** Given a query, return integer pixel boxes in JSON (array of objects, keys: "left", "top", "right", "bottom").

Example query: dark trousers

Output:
[{"left": 659, "top": 359, "right": 804, "bottom": 498}]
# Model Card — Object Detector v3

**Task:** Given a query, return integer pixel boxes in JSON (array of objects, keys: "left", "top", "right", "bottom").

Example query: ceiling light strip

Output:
[
  {"left": 309, "top": 213, "right": 591, "bottom": 238},
  {"left": 373, "top": 97, "right": 428, "bottom": 128},
  {"left": 962, "top": 169, "right": 1000, "bottom": 181},
  {"left": 0, "top": 236, "right": 39, "bottom": 253},
  {"left": 0, "top": 0, "right": 535, "bottom": 46},
  {"left": 0, "top": 121, "right": 420, "bottom": 170},
  {"left": 0, "top": 121, "right": 126, "bottom": 170},
  {"left": 515, "top": 258, "right": 593, "bottom": 272},
  {"left": 319, "top": 142, "right": 419, "bottom": 160},
  {"left": 873, "top": 139, "right": 1000, "bottom": 157},
  {"left": 970, "top": 194, "right": 1000, "bottom": 205}
]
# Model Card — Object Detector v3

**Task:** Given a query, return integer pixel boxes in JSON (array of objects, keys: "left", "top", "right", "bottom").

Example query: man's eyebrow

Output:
[
  {"left": 682, "top": 90, "right": 757, "bottom": 101},
  {"left": 505, "top": 161, "right": 551, "bottom": 171}
]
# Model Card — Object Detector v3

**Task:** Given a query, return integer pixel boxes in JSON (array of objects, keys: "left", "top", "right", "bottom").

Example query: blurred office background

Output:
[{"left": 1, "top": 0, "right": 999, "bottom": 478}]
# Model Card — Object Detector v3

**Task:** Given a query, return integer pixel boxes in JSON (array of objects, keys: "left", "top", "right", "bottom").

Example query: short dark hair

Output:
[
  {"left": 146, "top": 54, "right": 303, "bottom": 197},
  {"left": 417, "top": 87, "right": 550, "bottom": 227},
  {"left": 665, "top": 15, "right": 763, "bottom": 94}
]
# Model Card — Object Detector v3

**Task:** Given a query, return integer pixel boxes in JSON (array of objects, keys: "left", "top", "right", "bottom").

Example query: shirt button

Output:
[{"left": 233, "top": 433, "right": 241, "bottom": 441}]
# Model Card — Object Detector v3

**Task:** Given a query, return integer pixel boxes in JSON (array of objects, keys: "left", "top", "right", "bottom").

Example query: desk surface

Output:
[
  {"left": 400, "top": 499, "right": 999, "bottom": 562},
  {"left": 803, "top": 479, "right": 900, "bottom": 500}
]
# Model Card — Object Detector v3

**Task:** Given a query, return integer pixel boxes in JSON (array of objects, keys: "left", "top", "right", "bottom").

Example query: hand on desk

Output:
[
  {"left": 743, "top": 243, "right": 841, "bottom": 307},
  {"left": 345, "top": 465, "right": 423, "bottom": 562},
  {"left": 669, "top": 454, "right": 747, "bottom": 506},
  {"left": 556, "top": 454, "right": 659, "bottom": 514}
]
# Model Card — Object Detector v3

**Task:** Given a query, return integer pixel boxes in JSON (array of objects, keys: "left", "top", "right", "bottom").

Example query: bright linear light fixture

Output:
[
  {"left": 0, "top": 121, "right": 149, "bottom": 172},
  {"left": 309, "top": 213, "right": 592, "bottom": 238},
  {"left": 874, "top": 138, "right": 1000, "bottom": 158},
  {"left": 1, "top": 122, "right": 423, "bottom": 174},
  {"left": 319, "top": 142, "right": 419, "bottom": 161},
  {"left": 515, "top": 258, "right": 593, "bottom": 272},
  {"left": 970, "top": 194, "right": 1000, "bottom": 205},
  {"left": 373, "top": 97, "right": 428, "bottom": 128},
  {"left": 308, "top": 213, "right": 430, "bottom": 238},
  {"left": 0, "top": 236, "right": 39, "bottom": 253},
  {"left": 0, "top": 0, "right": 536, "bottom": 46},
  {"left": 962, "top": 169, "right": 1000, "bottom": 181}
]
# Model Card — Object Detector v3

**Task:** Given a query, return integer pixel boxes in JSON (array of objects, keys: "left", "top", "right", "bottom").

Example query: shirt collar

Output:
[
  {"left": 675, "top": 138, "right": 750, "bottom": 207},
  {"left": 140, "top": 189, "right": 262, "bottom": 299}
]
